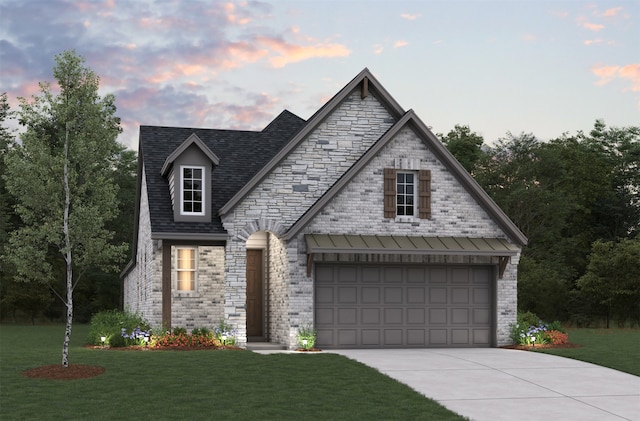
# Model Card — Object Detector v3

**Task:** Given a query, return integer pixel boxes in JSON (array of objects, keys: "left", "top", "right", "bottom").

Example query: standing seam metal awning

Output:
[{"left": 305, "top": 234, "right": 520, "bottom": 256}]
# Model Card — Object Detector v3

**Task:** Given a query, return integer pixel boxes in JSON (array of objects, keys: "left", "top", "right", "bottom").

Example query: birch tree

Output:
[{"left": 3, "top": 51, "right": 125, "bottom": 366}]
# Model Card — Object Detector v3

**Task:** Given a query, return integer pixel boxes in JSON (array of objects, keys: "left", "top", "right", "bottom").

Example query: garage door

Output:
[{"left": 315, "top": 264, "right": 493, "bottom": 348}]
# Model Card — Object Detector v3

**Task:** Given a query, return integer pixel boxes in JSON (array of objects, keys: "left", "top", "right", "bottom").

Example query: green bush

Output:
[{"left": 86, "top": 309, "right": 150, "bottom": 346}]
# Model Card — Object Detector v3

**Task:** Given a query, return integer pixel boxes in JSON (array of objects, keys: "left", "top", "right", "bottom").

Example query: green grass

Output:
[
  {"left": 536, "top": 328, "right": 640, "bottom": 376},
  {"left": 0, "top": 324, "right": 465, "bottom": 420}
]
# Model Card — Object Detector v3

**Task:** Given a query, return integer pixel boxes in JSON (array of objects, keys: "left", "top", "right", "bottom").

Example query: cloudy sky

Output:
[{"left": 1, "top": 0, "right": 638, "bottom": 150}]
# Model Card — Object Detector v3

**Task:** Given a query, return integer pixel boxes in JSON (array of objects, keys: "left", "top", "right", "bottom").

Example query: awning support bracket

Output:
[
  {"left": 498, "top": 256, "right": 510, "bottom": 279},
  {"left": 306, "top": 253, "right": 314, "bottom": 277}
]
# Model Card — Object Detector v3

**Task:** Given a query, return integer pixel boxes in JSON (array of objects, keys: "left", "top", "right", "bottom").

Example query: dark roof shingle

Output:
[{"left": 140, "top": 110, "right": 306, "bottom": 236}]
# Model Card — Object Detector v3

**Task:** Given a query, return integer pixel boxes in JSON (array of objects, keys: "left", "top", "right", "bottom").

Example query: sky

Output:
[{"left": 1, "top": 0, "right": 638, "bottom": 151}]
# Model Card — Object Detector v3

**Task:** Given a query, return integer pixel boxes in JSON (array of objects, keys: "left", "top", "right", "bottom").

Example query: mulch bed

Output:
[
  {"left": 23, "top": 364, "right": 105, "bottom": 380},
  {"left": 501, "top": 343, "right": 581, "bottom": 350}
]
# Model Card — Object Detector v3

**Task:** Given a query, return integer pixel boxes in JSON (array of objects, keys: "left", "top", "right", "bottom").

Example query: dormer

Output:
[{"left": 160, "top": 133, "right": 219, "bottom": 223}]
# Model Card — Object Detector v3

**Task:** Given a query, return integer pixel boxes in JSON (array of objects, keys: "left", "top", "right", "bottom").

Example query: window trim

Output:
[
  {"left": 384, "top": 167, "right": 431, "bottom": 220},
  {"left": 396, "top": 170, "right": 417, "bottom": 218},
  {"left": 180, "top": 165, "right": 205, "bottom": 216},
  {"left": 176, "top": 246, "right": 197, "bottom": 292}
]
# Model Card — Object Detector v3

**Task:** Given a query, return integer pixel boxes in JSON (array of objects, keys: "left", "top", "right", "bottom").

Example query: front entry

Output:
[{"left": 246, "top": 249, "right": 264, "bottom": 341}]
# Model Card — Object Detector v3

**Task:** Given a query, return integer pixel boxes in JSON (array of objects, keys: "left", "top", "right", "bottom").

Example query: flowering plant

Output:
[
  {"left": 213, "top": 320, "right": 238, "bottom": 346},
  {"left": 121, "top": 326, "right": 151, "bottom": 346},
  {"left": 546, "top": 330, "right": 569, "bottom": 345}
]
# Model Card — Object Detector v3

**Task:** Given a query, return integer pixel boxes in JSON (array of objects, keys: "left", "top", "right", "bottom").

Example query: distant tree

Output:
[
  {"left": 3, "top": 51, "right": 126, "bottom": 366},
  {"left": 577, "top": 239, "right": 640, "bottom": 327},
  {"left": 439, "top": 124, "right": 484, "bottom": 173}
]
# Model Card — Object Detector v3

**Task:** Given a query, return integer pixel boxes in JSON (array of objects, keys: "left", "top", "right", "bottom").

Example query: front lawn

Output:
[
  {"left": 0, "top": 324, "right": 465, "bottom": 420},
  {"left": 536, "top": 328, "right": 640, "bottom": 376}
]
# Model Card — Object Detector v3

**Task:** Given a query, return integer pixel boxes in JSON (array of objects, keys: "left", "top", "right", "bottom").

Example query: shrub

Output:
[
  {"left": 546, "top": 330, "right": 569, "bottom": 345},
  {"left": 87, "top": 309, "right": 151, "bottom": 346},
  {"left": 296, "top": 324, "right": 317, "bottom": 350}
]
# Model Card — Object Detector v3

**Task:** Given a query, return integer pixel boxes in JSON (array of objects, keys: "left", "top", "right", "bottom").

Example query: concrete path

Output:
[{"left": 329, "top": 348, "right": 640, "bottom": 421}]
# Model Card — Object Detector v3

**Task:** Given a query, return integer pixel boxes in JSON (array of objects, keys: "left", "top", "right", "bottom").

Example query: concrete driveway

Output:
[{"left": 329, "top": 348, "right": 640, "bottom": 421}]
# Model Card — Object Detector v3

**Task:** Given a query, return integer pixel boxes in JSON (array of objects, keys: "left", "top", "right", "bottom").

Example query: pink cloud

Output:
[
  {"left": 582, "top": 21, "right": 605, "bottom": 31},
  {"left": 522, "top": 34, "right": 537, "bottom": 42},
  {"left": 592, "top": 64, "right": 640, "bottom": 92},
  {"left": 394, "top": 40, "right": 408, "bottom": 48},
  {"left": 400, "top": 13, "right": 420, "bottom": 20},
  {"left": 601, "top": 7, "right": 623, "bottom": 18},
  {"left": 373, "top": 44, "right": 384, "bottom": 55},
  {"left": 584, "top": 39, "right": 602, "bottom": 46},
  {"left": 255, "top": 36, "right": 350, "bottom": 68}
]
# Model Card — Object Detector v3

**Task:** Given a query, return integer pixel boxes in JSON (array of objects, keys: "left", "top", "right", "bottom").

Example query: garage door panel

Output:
[
  {"left": 451, "top": 329, "right": 469, "bottom": 344},
  {"left": 362, "top": 329, "right": 380, "bottom": 345},
  {"left": 384, "top": 287, "right": 402, "bottom": 303},
  {"left": 430, "top": 268, "right": 447, "bottom": 283},
  {"left": 452, "top": 288, "right": 469, "bottom": 304},
  {"left": 384, "top": 308, "right": 402, "bottom": 324},
  {"left": 430, "top": 287, "right": 447, "bottom": 303},
  {"left": 316, "top": 308, "right": 333, "bottom": 325},
  {"left": 407, "top": 267, "right": 425, "bottom": 283},
  {"left": 473, "top": 287, "right": 489, "bottom": 304},
  {"left": 316, "top": 287, "right": 334, "bottom": 304},
  {"left": 362, "top": 267, "right": 380, "bottom": 283},
  {"left": 362, "top": 308, "right": 380, "bottom": 324},
  {"left": 338, "top": 308, "right": 357, "bottom": 324},
  {"left": 361, "top": 287, "right": 380, "bottom": 303},
  {"left": 407, "top": 308, "right": 426, "bottom": 324},
  {"left": 383, "top": 267, "right": 403, "bottom": 283},
  {"left": 429, "top": 329, "right": 447, "bottom": 345},
  {"left": 407, "top": 287, "right": 425, "bottom": 304},
  {"left": 473, "top": 329, "right": 490, "bottom": 345},
  {"left": 338, "top": 329, "right": 357, "bottom": 346},
  {"left": 452, "top": 308, "right": 469, "bottom": 324},
  {"left": 315, "top": 264, "right": 493, "bottom": 348},
  {"left": 473, "top": 308, "right": 489, "bottom": 324},
  {"left": 384, "top": 329, "right": 402, "bottom": 345},
  {"left": 407, "top": 329, "right": 426, "bottom": 345},
  {"left": 338, "top": 287, "right": 357, "bottom": 303},
  {"left": 430, "top": 308, "right": 447, "bottom": 324}
]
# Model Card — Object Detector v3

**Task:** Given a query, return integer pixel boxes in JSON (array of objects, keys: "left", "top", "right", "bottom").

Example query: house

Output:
[{"left": 121, "top": 68, "right": 527, "bottom": 350}]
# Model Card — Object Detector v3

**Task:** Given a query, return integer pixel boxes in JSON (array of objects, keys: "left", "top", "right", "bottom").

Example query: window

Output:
[
  {"left": 181, "top": 166, "right": 205, "bottom": 215},
  {"left": 176, "top": 247, "right": 197, "bottom": 291},
  {"left": 396, "top": 172, "right": 416, "bottom": 216},
  {"left": 384, "top": 168, "right": 431, "bottom": 219}
]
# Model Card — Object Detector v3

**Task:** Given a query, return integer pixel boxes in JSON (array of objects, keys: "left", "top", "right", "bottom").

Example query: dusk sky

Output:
[{"left": 1, "top": 0, "right": 638, "bottom": 150}]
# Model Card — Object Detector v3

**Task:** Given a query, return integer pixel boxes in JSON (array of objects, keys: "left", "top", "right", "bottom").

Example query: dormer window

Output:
[{"left": 181, "top": 166, "right": 205, "bottom": 215}]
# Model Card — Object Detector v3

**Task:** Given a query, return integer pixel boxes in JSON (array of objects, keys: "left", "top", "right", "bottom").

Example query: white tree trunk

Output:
[{"left": 62, "top": 123, "right": 73, "bottom": 368}]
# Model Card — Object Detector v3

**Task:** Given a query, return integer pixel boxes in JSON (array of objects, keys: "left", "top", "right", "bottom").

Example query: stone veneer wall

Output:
[
  {"left": 221, "top": 89, "right": 396, "bottom": 346},
  {"left": 123, "top": 166, "right": 163, "bottom": 327},
  {"left": 298, "top": 124, "right": 521, "bottom": 346},
  {"left": 170, "top": 245, "right": 225, "bottom": 330},
  {"left": 267, "top": 233, "right": 289, "bottom": 345}
]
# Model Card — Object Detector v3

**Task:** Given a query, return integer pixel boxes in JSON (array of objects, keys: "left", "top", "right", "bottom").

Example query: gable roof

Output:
[
  {"left": 160, "top": 133, "right": 220, "bottom": 176},
  {"left": 284, "top": 110, "right": 528, "bottom": 246},
  {"left": 218, "top": 68, "right": 406, "bottom": 216},
  {"left": 138, "top": 110, "right": 306, "bottom": 237}
]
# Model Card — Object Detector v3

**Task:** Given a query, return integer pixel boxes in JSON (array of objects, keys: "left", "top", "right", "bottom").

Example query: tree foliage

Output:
[
  {"left": 439, "top": 124, "right": 484, "bottom": 173},
  {"left": 2, "top": 51, "right": 126, "bottom": 365},
  {"left": 577, "top": 239, "right": 640, "bottom": 326},
  {"left": 444, "top": 120, "right": 639, "bottom": 325}
]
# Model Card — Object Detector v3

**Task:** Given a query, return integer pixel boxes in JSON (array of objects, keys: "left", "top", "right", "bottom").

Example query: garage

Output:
[{"left": 315, "top": 263, "right": 494, "bottom": 348}]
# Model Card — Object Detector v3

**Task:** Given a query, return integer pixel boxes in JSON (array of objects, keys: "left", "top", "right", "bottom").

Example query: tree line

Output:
[{"left": 441, "top": 123, "right": 639, "bottom": 326}]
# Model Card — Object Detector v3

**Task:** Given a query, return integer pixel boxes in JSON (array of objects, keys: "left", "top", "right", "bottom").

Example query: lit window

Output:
[
  {"left": 396, "top": 172, "right": 416, "bottom": 216},
  {"left": 181, "top": 166, "right": 204, "bottom": 215},
  {"left": 177, "top": 247, "right": 196, "bottom": 291}
]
